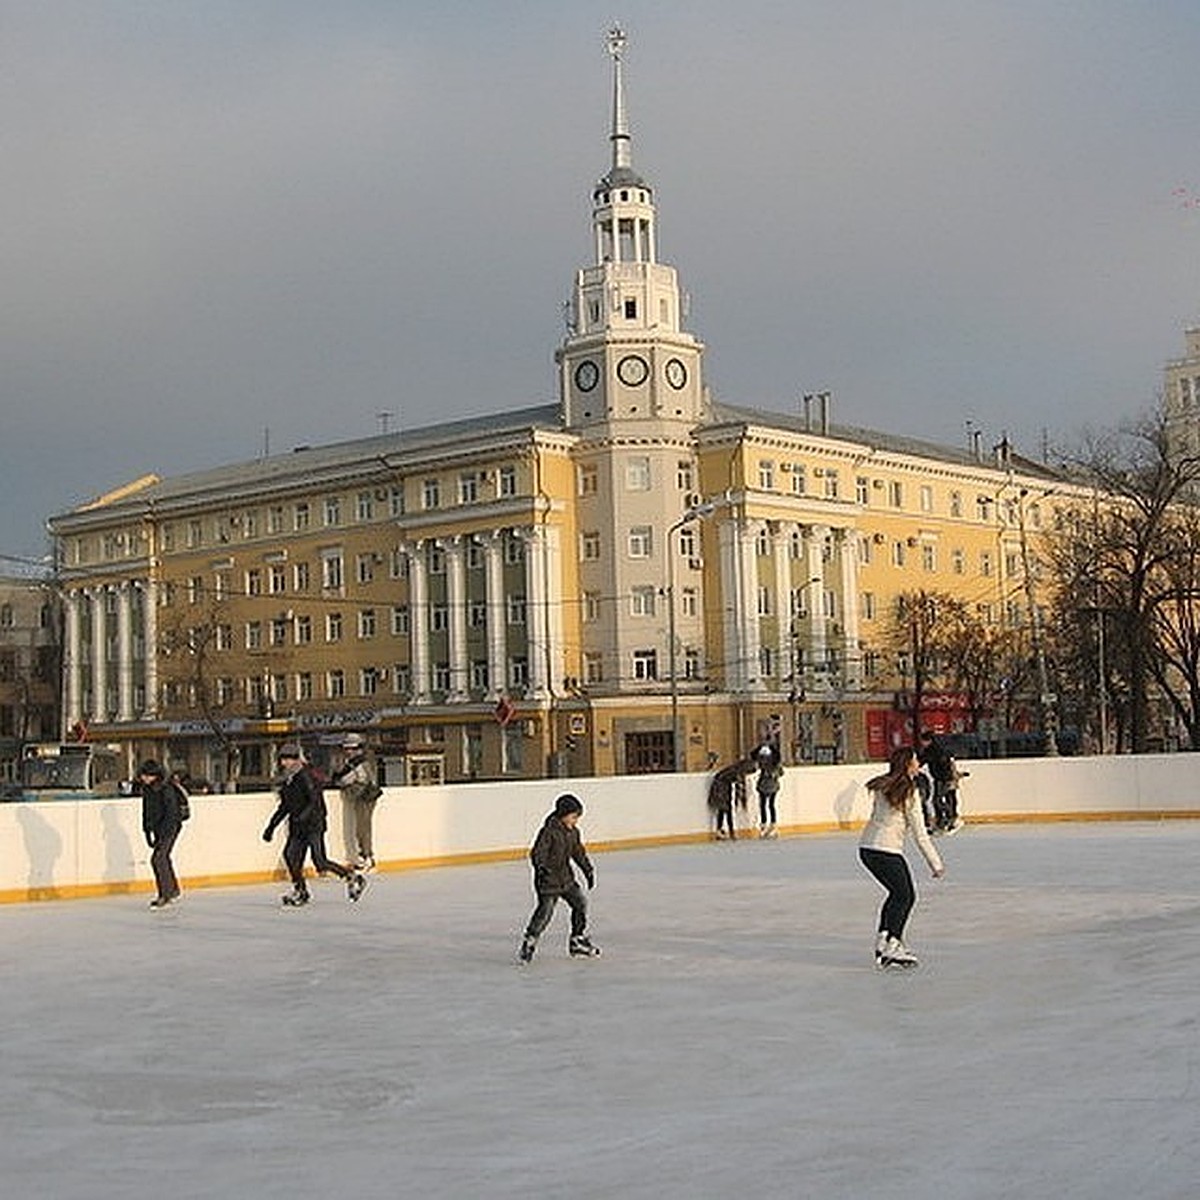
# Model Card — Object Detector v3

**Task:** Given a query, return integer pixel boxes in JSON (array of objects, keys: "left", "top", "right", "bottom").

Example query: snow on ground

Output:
[{"left": 2, "top": 821, "right": 1198, "bottom": 1200}]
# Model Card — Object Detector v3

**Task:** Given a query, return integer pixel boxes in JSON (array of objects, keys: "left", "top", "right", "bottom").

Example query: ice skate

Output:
[
  {"left": 873, "top": 930, "right": 890, "bottom": 967},
  {"left": 518, "top": 935, "right": 537, "bottom": 964},
  {"left": 569, "top": 934, "right": 601, "bottom": 957},
  {"left": 346, "top": 871, "right": 368, "bottom": 902},
  {"left": 944, "top": 818, "right": 964, "bottom": 835},
  {"left": 281, "top": 886, "right": 310, "bottom": 907},
  {"left": 878, "top": 936, "right": 919, "bottom": 969},
  {"left": 764, "top": 823, "right": 778, "bottom": 839}
]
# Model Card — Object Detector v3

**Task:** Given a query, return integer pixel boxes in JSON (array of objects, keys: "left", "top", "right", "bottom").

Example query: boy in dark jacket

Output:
[
  {"left": 262, "top": 745, "right": 367, "bottom": 906},
  {"left": 518, "top": 793, "right": 599, "bottom": 962},
  {"left": 139, "top": 759, "right": 186, "bottom": 908}
]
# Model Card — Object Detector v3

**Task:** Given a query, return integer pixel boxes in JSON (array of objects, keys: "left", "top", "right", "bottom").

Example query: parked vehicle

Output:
[{"left": 18, "top": 743, "right": 125, "bottom": 800}]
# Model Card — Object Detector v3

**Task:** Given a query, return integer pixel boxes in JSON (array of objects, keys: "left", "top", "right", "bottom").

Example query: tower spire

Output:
[{"left": 607, "top": 25, "right": 632, "bottom": 176}]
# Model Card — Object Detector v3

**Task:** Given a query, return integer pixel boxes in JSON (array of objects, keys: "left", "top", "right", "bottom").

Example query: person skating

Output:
[
  {"left": 707, "top": 758, "right": 753, "bottom": 839},
  {"left": 753, "top": 740, "right": 784, "bottom": 838},
  {"left": 330, "top": 732, "right": 381, "bottom": 870},
  {"left": 262, "top": 744, "right": 367, "bottom": 906},
  {"left": 917, "top": 729, "right": 957, "bottom": 833},
  {"left": 859, "top": 745, "right": 945, "bottom": 968},
  {"left": 518, "top": 793, "right": 599, "bottom": 962},
  {"left": 138, "top": 759, "right": 187, "bottom": 908}
]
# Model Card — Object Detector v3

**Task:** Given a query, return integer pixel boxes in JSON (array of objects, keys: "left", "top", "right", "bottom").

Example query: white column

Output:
[
  {"left": 63, "top": 590, "right": 82, "bottom": 730},
  {"left": 523, "top": 525, "right": 548, "bottom": 698},
  {"left": 483, "top": 531, "right": 507, "bottom": 700},
  {"left": 445, "top": 536, "right": 468, "bottom": 702},
  {"left": 837, "top": 529, "right": 861, "bottom": 689},
  {"left": 89, "top": 589, "right": 108, "bottom": 722},
  {"left": 773, "top": 524, "right": 791, "bottom": 688},
  {"left": 806, "top": 526, "right": 829, "bottom": 687},
  {"left": 406, "top": 542, "right": 431, "bottom": 704},
  {"left": 116, "top": 583, "right": 134, "bottom": 722},
  {"left": 742, "top": 521, "right": 764, "bottom": 692},
  {"left": 142, "top": 578, "right": 158, "bottom": 717}
]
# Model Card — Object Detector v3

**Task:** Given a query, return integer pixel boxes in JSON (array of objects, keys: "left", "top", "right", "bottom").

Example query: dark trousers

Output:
[
  {"left": 524, "top": 883, "right": 587, "bottom": 941},
  {"left": 933, "top": 781, "right": 958, "bottom": 829},
  {"left": 859, "top": 847, "right": 916, "bottom": 940},
  {"left": 714, "top": 805, "right": 736, "bottom": 836},
  {"left": 758, "top": 790, "right": 777, "bottom": 826},
  {"left": 283, "top": 825, "right": 349, "bottom": 890},
  {"left": 150, "top": 826, "right": 181, "bottom": 901}
]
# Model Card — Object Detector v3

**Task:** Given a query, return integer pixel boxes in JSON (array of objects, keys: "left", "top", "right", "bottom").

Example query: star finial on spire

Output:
[{"left": 606, "top": 24, "right": 626, "bottom": 61}]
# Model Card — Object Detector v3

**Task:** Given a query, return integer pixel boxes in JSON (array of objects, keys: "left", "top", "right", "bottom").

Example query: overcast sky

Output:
[{"left": 4, "top": 0, "right": 1200, "bottom": 564}]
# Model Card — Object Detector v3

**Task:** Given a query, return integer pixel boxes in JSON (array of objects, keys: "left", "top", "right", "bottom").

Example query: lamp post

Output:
[
  {"left": 1018, "top": 488, "right": 1058, "bottom": 756},
  {"left": 668, "top": 501, "right": 716, "bottom": 772}
]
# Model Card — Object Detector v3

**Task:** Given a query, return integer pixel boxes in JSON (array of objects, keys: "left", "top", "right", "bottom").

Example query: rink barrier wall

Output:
[{"left": 1, "top": 752, "right": 1198, "bottom": 904}]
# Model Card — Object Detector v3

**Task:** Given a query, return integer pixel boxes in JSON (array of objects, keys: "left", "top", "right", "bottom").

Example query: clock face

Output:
[
  {"left": 665, "top": 358, "right": 688, "bottom": 390},
  {"left": 574, "top": 360, "right": 599, "bottom": 392},
  {"left": 616, "top": 354, "right": 649, "bottom": 387}
]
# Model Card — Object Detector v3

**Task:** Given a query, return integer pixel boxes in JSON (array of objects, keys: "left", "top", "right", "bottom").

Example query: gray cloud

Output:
[{"left": 3, "top": 1, "right": 1199, "bottom": 558}]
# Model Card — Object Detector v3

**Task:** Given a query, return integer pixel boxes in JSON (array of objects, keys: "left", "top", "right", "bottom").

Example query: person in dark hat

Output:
[
  {"left": 138, "top": 759, "right": 187, "bottom": 908},
  {"left": 330, "top": 732, "right": 381, "bottom": 871},
  {"left": 518, "top": 793, "right": 599, "bottom": 962},
  {"left": 262, "top": 744, "right": 367, "bottom": 907}
]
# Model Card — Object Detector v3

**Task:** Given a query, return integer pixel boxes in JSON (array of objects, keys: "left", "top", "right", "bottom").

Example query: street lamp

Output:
[
  {"left": 668, "top": 501, "right": 717, "bottom": 772},
  {"left": 1018, "top": 487, "right": 1059, "bottom": 756}
]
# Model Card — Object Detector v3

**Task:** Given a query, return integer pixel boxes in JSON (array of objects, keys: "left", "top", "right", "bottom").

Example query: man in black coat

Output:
[
  {"left": 263, "top": 745, "right": 366, "bottom": 907},
  {"left": 139, "top": 759, "right": 186, "bottom": 908},
  {"left": 518, "top": 793, "right": 599, "bottom": 962},
  {"left": 917, "top": 729, "right": 958, "bottom": 832}
]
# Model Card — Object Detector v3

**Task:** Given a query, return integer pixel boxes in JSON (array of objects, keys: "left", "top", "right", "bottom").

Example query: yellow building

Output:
[{"left": 47, "top": 29, "right": 1073, "bottom": 786}]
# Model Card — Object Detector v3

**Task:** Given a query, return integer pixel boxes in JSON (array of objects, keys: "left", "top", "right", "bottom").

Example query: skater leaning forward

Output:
[
  {"left": 858, "top": 745, "right": 945, "bottom": 968},
  {"left": 262, "top": 744, "right": 367, "bottom": 907},
  {"left": 518, "top": 793, "right": 600, "bottom": 962}
]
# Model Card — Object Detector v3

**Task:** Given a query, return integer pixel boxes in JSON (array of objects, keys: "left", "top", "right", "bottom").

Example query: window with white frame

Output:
[
  {"left": 684, "top": 648, "right": 700, "bottom": 679},
  {"left": 861, "top": 592, "right": 876, "bottom": 620},
  {"left": 920, "top": 485, "right": 933, "bottom": 513},
  {"left": 509, "top": 657, "right": 529, "bottom": 690},
  {"left": 756, "top": 528, "right": 770, "bottom": 557},
  {"left": 327, "top": 669, "right": 345, "bottom": 699},
  {"left": 824, "top": 470, "right": 840, "bottom": 500},
  {"left": 422, "top": 478, "right": 441, "bottom": 510},
  {"left": 268, "top": 506, "right": 284, "bottom": 534},
  {"left": 323, "top": 496, "right": 341, "bottom": 527},
  {"left": 507, "top": 595, "right": 526, "bottom": 625},
  {"left": 293, "top": 561, "right": 310, "bottom": 591},
  {"left": 578, "top": 463, "right": 598, "bottom": 496},
  {"left": 581, "top": 531, "right": 601, "bottom": 561},
  {"left": 431, "top": 604, "right": 449, "bottom": 632},
  {"left": 326, "top": 612, "right": 343, "bottom": 642},
  {"left": 584, "top": 652, "right": 603, "bottom": 684},
  {"left": 269, "top": 565, "right": 286, "bottom": 594},
  {"left": 758, "top": 460, "right": 775, "bottom": 490},
  {"left": 427, "top": 543, "right": 445, "bottom": 574},
  {"left": 626, "top": 456, "right": 651, "bottom": 491},
  {"left": 856, "top": 476, "right": 870, "bottom": 505},
  {"left": 216, "top": 623, "right": 233, "bottom": 651},
  {"left": 245, "top": 621, "right": 262, "bottom": 650},
  {"left": 358, "top": 609, "right": 376, "bottom": 639},
  {"left": 215, "top": 677, "right": 234, "bottom": 706},
  {"left": 632, "top": 648, "right": 658, "bottom": 681},
  {"left": 893, "top": 541, "right": 906, "bottom": 567},
  {"left": 360, "top": 667, "right": 379, "bottom": 696},
  {"left": 270, "top": 617, "right": 287, "bottom": 647},
  {"left": 503, "top": 534, "right": 524, "bottom": 565},
  {"left": 357, "top": 491, "right": 374, "bottom": 522},
  {"left": 245, "top": 568, "right": 262, "bottom": 596},
  {"left": 681, "top": 587, "right": 697, "bottom": 618},
  {"left": 296, "top": 672, "right": 313, "bottom": 701},
  {"left": 293, "top": 502, "right": 310, "bottom": 531},
  {"left": 584, "top": 592, "right": 600, "bottom": 622},
  {"left": 459, "top": 474, "right": 478, "bottom": 504},
  {"left": 391, "top": 606, "right": 409, "bottom": 636},
  {"left": 980, "top": 550, "right": 993, "bottom": 577},
  {"left": 950, "top": 490, "right": 963, "bottom": 518},
  {"left": 389, "top": 486, "right": 405, "bottom": 517},
  {"left": 676, "top": 460, "right": 694, "bottom": 492},
  {"left": 470, "top": 660, "right": 489, "bottom": 691},
  {"left": 393, "top": 664, "right": 412, "bottom": 696},
  {"left": 888, "top": 480, "right": 903, "bottom": 508},
  {"left": 628, "top": 526, "right": 653, "bottom": 558},
  {"left": 757, "top": 586, "right": 771, "bottom": 617},
  {"left": 469, "top": 601, "right": 487, "bottom": 628},
  {"left": 294, "top": 615, "right": 312, "bottom": 644},
  {"left": 791, "top": 466, "right": 806, "bottom": 495},
  {"left": 357, "top": 554, "right": 374, "bottom": 585},
  {"left": 321, "top": 551, "right": 343, "bottom": 592},
  {"left": 951, "top": 548, "right": 965, "bottom": 575},
  {"left": 922, "top": 543, "right": 936, "bottom": 572},
  {"left": 498, "top": 465, "right": 516, "bottom": 497},
  {"left": 631, "top": 586, "right": 656, "bottom": 617},
  {"left": 759, "top": 645, "right": 775, "bottom": 678}
]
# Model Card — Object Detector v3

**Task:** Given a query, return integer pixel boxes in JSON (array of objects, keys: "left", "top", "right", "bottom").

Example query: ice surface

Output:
[{"left": 2, "top": 822, "right": 1198, "bottom": 1200}]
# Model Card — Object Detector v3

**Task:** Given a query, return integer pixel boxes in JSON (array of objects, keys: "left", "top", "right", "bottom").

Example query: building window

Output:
[
  {"left": 631, "top": 586, "right": 656, "bottom": 617},
  {"left": 393, "top": 664, "right": 412, "bottom": 696},
  {"left": 824, "top": 470, "right": 839, "bottom": 500},
  {"left": 296, "top": 672, "right": 313, "bottom": 701},
  {"left": 245, "top": 621, "right": 262, "bottom": 650},
  {"left": 389, "top": 486, "right": 405, "bottom": 517},
  {"left": 892, "top": 541, "right": 906, "bottom": 568},
  {"left": 358, "top": 609, "right": 376, "bottom": 639},
  {"left": 628, "top": 527, "right": 653, "bottom": 558},
  {"left": 856, "top": 476, "right": 870, "bottom": 505},
  {"left": 626, "top": 457, "right": 651, "bottom": 491},
  {"left": 321, "top": 551, "right": 344, "bottom": 592},
  {"left": 357, "top": 554, "right": 374, "bottom": 585},
  {"left": 861, "top": 592, "right": 876, "bottom": 620},
  {"left": 581, "top": 532, "right": 601, "bottom": 561},
  {"left": 922, "top": 544, "right": 936, "bottom": 572},
  {"left": 245, "top": 568, "right": 262, "bottom": 596},
  {"left": 679, "top": 527, "right": 697, "bottom": 559},
  {"left": 507, "top": 596, "right": 526, "bottom": 625},
  {"left": 215, "top": 678, "right": 234, "bottom": 706},
  {"left": 269, "top": 565, "right": 286, "bottom": 594},
  {"left": 323, "top": 496, "right": 341, "bottom": 527},
  {"left": 327, "top": 669, "right": 345, "bottom": 699},
  {"left": 498, "top": 465, "right": 517, "bottom": 497},
  {"left": 791, "top": 467, "right": 806, "bottom": 495},
  {"left": 187, "top": 520, "right": 202, "bottom": 548},
  {"left": 294, "top": 502, "right": 310, "bottom": 531},
  {"left": 469, "top": 601, "right": 487, "bottom": 628},
  {"left": 212, "top": 572, "right": 228, "bottom": 601},
  {"left": 759, "top": 645, "right": 775, "bottom": 678},
  {"left": 578, "top": 463, "right": 598, "bottom": 496},
  {"left": 889, "top": 480, "right": 903, "bottom": 508},
  {"left": 390, "top": 549, "right": 406, "bottom": 579},
  {"left": 758, "top": 460, "right": 775, "bottom": 490},
  {"left": 503, "top": 534, "right": 524, "bottom": 565},
  {"left": 216, "top": 624, "right": 233, "bottom": 652},
  {"left": 357, "top": 492, "right": 374, "bottom": 522},
  {"left": 270, "top": 674, "right": 287, "bottom": 703},
  {"left": 431, "top": 604, "right": 449, "bottom": 632},
  {"left": 951, "top": 548, "right": 965, "bottom": 575},
  {"left": 270, "top": 617, "right": 287, "bottom": 647},
  {"left": 467, "top": 541, "right": 483, "bottom": 570},
  {"left": 584, "top": 652, "right": 603, "bottom": 684},
  {"left": 459, "top": 474, "right": 479, "bottom": 504},
  {"left": 422, "top": 478, "right": 441, "bottom": 510},
  {"left": 268, "top": 505, "right": 284, "bottom": 534},
  {"left": 188, "top": 576, "right": 203, "bottom": 605},
  {"left": 360, "top": 668, "right": 379, "bottom": 696},
  {"left": 294, "top": 615, "right": 312, "bottom": 644},
  {"left": 756, "top": 528, "right": 770, "bottom": 557},
  {"left": 677, "top": 460, "right": 694, "bottom": 492},
  {"left": 681, "top": 587, "right": 697, "bottom": 618},
  {"left": 510, "top": 657, "right": 529, "bottom": 690},
  {"left": 584, "top": 592, "right": 600, "bottom": 622},
  {"left": 757, "top": 586, "right": 771, "bottom": 617},
  {"left": 392, "top": 606, "right": 410, "bottom": 636},
  {"left": 632, "top": 649, "right": 658, "bottom": 681},
  {"left": 427, "top": 544, "right": 446, "bottom": 574},
  {"left": 684, "top": 648, "right": 700, "bottom": 679},
  {"left": 326, "top": 612, "right": 343, "bottom": 642},
  {"left": 980, "top": 550, "right": 993, "bottom": 578},
  {"left": 293, "top": 561, "right": 310, "bottom": 591},
  {"left": 920, "top": 485, "right": 933, "bottom": 513},
  {"left": 950, "top": 491, "right": 963, "bottom": 518}
]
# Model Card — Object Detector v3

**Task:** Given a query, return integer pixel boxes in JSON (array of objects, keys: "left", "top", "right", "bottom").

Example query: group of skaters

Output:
[
  {"left": 139, "top": 725, "right": 957, "bottom": 973},
  {"left": 138, "top": 733, "right": 383, "bottom": 910},
  {"left": 706, "top": 739, "right": 786, "bottom": 840}
]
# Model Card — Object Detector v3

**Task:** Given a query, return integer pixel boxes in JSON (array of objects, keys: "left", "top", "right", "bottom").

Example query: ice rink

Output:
[{"left": 2, "top": 820, "right": 1198, "bottom": 1200}]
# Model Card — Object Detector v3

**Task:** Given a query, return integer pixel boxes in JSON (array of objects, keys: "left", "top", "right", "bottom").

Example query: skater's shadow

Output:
[
  {"left": 833, "top": 780, "right": 864, "bottom": 829},
  {"left": 16, "top": 805, "right": 64, "bottom": 900}
]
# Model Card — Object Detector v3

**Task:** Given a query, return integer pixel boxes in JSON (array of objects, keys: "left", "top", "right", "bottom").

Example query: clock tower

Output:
[{"left": 557, "top": 26, "right": 707, "bottom": 430}]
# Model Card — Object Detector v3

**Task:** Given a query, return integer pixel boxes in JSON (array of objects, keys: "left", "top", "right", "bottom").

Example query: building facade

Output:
[
  {"left": 47, "top": 30, "right": 1072, "bottom": 786},
  {"left": 0, "top": 575, "right": 61, "bottom": 785}
]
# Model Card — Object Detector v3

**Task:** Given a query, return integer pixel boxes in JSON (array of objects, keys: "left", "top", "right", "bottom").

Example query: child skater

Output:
[
  {"left": 518, "top": 793, "right": 600, "bottom": 962},
  {"left": 859, "top": 745, "right": 945, "bottom": 968}
]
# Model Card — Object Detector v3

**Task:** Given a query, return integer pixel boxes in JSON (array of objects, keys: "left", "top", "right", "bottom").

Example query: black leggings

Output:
[
  {"left": 284, "top": 825, "right": 349, "bottom": 888},
  {"left": 859, "top": 847, "right": 916, "bottom": 940},
  {"left": 758, "top": 790, "right": 777, "bottom": 826}
]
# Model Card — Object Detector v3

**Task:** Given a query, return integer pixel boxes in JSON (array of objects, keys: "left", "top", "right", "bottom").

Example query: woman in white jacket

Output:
[{"left": 859, "top": 745, "right": 945, "bottom": 968}]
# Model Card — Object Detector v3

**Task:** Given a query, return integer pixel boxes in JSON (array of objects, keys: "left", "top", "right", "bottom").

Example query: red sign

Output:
[{"left": 494, "top": 696, "right": 515, "bottom": 727}]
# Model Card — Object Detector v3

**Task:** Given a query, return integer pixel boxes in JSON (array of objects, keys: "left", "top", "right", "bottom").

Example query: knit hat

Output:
[
  {"left": 278, "top": 744, "right": 303, "bottom": 761},
  {"left": 137, "top": 759, "right": 165, "bottom": 779},
  {"left": 554, "top": 793, "right": 583, "bottom": 817}
]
